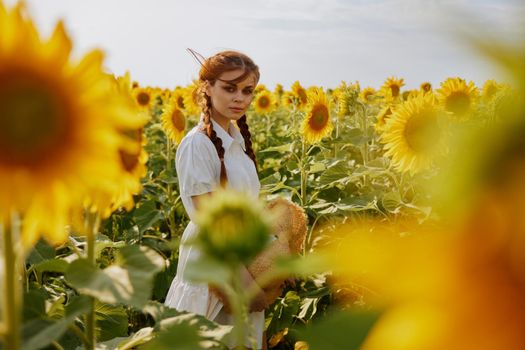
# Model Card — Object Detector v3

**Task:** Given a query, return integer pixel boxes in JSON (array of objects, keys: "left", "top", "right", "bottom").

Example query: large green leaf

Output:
[
  {"left": 293, "top": 310, "right": 382, "bottom": 350},
  {"left": 22, "top": 296, "right": 91, "bottom": 350},
  {"left": 96, "top": 302, "right": 129, "bottom": 341},
  {"left": 65, "top": 246, "right": 165, "bottom": 308}
]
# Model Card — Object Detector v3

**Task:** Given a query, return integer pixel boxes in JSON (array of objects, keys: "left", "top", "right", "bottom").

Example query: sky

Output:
[{"left": 6, "top": 0, "right": 525, "bottom": 90}]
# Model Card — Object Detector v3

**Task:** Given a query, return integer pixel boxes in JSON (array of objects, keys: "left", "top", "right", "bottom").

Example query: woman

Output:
[{"left": 164, "top": 49, "right": 268, "bottom": 349}]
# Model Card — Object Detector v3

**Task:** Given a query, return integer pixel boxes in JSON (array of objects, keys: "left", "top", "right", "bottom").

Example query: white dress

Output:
[{"left": 164, "top": 116, "right": 264, "bottom": 349}]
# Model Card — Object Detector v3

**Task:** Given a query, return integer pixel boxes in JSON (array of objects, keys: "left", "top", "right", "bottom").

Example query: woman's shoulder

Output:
[{"left": 178, "top": 124, "right": 216, "bottom": 156}]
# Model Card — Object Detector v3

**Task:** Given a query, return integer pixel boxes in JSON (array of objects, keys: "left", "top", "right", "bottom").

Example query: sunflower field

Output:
[{"left": 2, "top": 2, "right": 525, "bottom": 350}]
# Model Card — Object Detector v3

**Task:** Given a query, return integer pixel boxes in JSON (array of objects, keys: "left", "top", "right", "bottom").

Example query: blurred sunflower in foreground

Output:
[
  {"left": 321, "top": 40, "right": 525, "bottom": 350},
  {"left": 0, "top": 1, "right": 143, "bottom": 247}
]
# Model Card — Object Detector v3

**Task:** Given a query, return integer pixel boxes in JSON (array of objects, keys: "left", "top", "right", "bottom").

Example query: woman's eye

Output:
[
  {"left": 243, "top": 90, "right": 253, "bottom": 95},
  {"left": 224, "top": 87, "right": 235, "bottom": 93}
]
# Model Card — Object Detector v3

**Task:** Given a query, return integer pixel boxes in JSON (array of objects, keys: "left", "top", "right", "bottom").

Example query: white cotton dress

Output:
[{"left": 164, "top": 116, "right": 265, "bottom": 349}]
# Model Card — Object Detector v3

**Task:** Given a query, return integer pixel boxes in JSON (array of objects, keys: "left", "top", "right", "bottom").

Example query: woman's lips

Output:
[{"left": 229, "top": 107, "right": 244, "bottom": 112}]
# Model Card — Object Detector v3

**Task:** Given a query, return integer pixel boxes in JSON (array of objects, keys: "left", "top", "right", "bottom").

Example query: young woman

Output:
[{"left": 164, "top": 49, "right": 268, "bottom": 349}]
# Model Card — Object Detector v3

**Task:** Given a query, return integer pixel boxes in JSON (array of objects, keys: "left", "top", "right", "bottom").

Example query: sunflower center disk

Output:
[
  {"left": 309, "top": 105, "right": 329, "bottom": 131},
  {"left": 0, "top": 71, "right": 72, "bottom": 167},
  {"left": 137, "top": 92, "right": 150, "bottom": 106},
  {"left": 404, "top": 111, "right": 439, "bottom": 153},
  {"left": 258, "top": 96, "right": 270, "bottom": 108},
  {"left": 171, "top": 109, "right": 185, "bottom": 132}
]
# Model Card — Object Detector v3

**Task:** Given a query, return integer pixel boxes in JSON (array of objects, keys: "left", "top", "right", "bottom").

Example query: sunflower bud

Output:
[{"left": 194, "top": 189, "right": 272, "bottom": 264}]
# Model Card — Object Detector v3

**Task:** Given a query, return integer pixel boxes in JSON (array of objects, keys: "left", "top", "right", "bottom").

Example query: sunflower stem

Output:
[
  {"left": 300, "top": 139, "right": 308, "bottom": 207},
  {"left": 165, "top": 138, "right": 177, "bottom": 239},
  {"left": 85, "top": 211, "right": 100, "bottom": 350},
  {"left": 229, "top": 265, "right": 248, "bottom": 350},
  {"left": 1, "top": 217, "right": 22, "bottom": 350}
]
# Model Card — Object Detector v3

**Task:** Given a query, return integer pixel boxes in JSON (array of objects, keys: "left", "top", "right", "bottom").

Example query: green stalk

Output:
[
  {"left": 300, "top": 139, "right": 308, "bottom": 207},
  {"left": 1, "top": 221, "right": 21, "bottom": 350},
  {"left": 229, "top": 266, "right": 248, "bottom": 350},
  {"left": 165, "top": 138, "right": 177, "bottom": 238},
  {"left": 85, "top": 211, "right": 100, "bottom": 350}
]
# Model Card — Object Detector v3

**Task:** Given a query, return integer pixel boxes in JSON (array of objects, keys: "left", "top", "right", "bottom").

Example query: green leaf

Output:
[
  {"left": 158, "top": 168, "right": 179, "bottom": 184},
  {"left": 134, "top": 200, "right": 164, "bottom": 234},
  {"left": 27, "top": 239, "right": 55, "bottom": 265},
  {"left": 65, "top": 246, "right": 165, "bottom": 308},
  {"left": 318, "top": 161, "right": 349, "bottom": 186},
  {"left": 95, "top": 233, "right": 127, "bottom": 258},
  {"left": 97, "top": 327, "right": 155, "bottom": 350},
  {"left": 293, "top": 310, "right": 382, "bottom": 350},
  {"left": 140, "top": 321, "right": 202, "bottom": 350},
  {"left": 309, "top": 162, "right": 327, "bottom": 174},
  {"left": 33, "top": 258, "right": 70, "bottom": 282},
  {"left": 96, "top": 302, "right": 129, "bottom": 341},
  {"left": 23, "top": 289, "right": 47, "bottom": 321},
  {"left": 260, "top": 142, "right": 294, "bottom": 153},
  {"left": 22, "top": 296, "right": 91, "bottom": 350},
  {"left": 381, "top": 192, "right": 403, "bottom": 213}
]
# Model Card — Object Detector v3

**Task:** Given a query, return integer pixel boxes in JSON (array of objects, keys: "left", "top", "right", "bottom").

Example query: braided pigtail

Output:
[
  {"left": 200, "top": 93, "right": 228, "bottom": 187},
  {"left": 236, "top": 115, "right": 258, "bottom": 173}
]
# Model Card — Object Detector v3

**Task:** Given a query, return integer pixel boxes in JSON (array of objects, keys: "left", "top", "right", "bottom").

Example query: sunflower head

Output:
[
  {"left": 253, "top": 90, "right": 276, "bottom": 115},
  {"left": 381, "top": 94, "right": 445, "bottom": 175},
  {"left": 194, "top": 189, "right": 272, "bottom": 264},
  {"left": 420, "top": 82, "right": 433, "bottom": 93},
  {"left": 481, "top": 79, "right": 505, "bottom": 102},
  {"left": 381, "top": 76, "right": 405, "bottom": 101},
  {"left": 291, "top": 81, "right": 309, "bottom": 110},
  {"left": 437, "top": 77, "right": 479, "bottom": 120},
  {"left": 273, "top": 83, "right": 284, "bottom": 97},
  {"left": 281, "top": 91, "right": 295, "bottom": 110},
  {"left": 375, "top": 105, "right": 395, "bottom": 133},
  {"left": 161, "top": 100, "right": 186, "bottom": 144},
  {"left": 359, "top": 87, "right": 376, "bottom": 104},
  {"left": 301, "top": 88, "right": 333, "bottom": 143}
]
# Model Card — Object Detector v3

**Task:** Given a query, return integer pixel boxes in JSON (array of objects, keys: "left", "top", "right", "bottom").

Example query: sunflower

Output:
[
  {"left": 161, "top": 100, "right": 186, "bottom": 144},
  {"left": 132, "top": 86, "right": 153, "bottom": 110},
  {"left": 254, "top": 83, "right": 267, "bottom": 94},
  {"left": 437, "top": 77, "right": 479, "bottom": 120},
  {"left": 301, "top": 88, "right": 333, "bottom": 143},
  {"left": 182, "top": 82, "right": 201, "bottom": 117},
  {"left": 281, "top": 91, "right": 295, "bottom": 110},
  {"left": 253, "top": 90, "right": 276, "bottom": 115},
  {"left": 481, "top": 79, "right": 504, "bottom": 102},
  {"left": 291, "top": 80, "right": 308, "bottom": 110},
  {"left": 374, "top": 105, "right": 395, "bottom": 133},
  {"left": 420, "top": 81, "right": 432, "bottom": 93},
  {"left": 359, "top": 87, "right": 376, "bottom": 104},
  {"left": 381, "top": 76, "right": 405, "bottom": 101},
  {"left": 337, "top": 90, "right": 352, "bottom": 118},
  {"left": 381, "top": 94, "right": 444, "bottom": 175},
  {"left": 273, "top": 83, "right": 284, "bottom": 97},
  {"left": 0, "top": 2, "right": 142, "bottom": 247},
  {"left": 171, "top": 86, "right": 186, "bottom": 110}
]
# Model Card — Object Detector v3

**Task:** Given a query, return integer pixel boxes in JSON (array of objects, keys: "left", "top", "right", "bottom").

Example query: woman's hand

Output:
[{"left": 249, "top": 282, "right": 269, "bottom": 312}]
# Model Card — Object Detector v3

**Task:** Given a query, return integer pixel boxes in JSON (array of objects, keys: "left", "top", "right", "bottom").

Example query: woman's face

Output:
[{"left": 206, "top": 69, "right": 257, "bottom": 122}]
